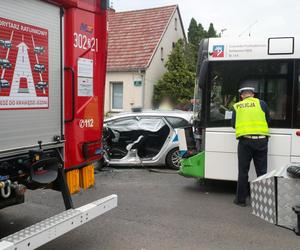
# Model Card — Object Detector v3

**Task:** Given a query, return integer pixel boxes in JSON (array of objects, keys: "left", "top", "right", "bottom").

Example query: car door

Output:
[
  {"left": 136, "top": 116, "right": 171, "bottom": 158},
  {"left": 106, "top": 116, "right": 139, "bottom": 153},
  {"left": 164, "top": 116, "right": 194, "bottom": 148}
]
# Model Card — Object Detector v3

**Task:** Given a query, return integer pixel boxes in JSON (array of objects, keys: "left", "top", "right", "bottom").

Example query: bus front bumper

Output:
[{"left": 178, "top": 151, "right": 205, "bottom": 178}]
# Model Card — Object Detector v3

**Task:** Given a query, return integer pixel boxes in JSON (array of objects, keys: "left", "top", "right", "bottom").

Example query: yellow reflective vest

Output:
[{"left": 233, "top": 97, "right": 269, "bottom": 138}]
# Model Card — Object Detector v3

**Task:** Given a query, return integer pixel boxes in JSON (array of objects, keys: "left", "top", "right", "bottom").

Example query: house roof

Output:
[{"left": 107, "top": 5, "right": 179, "bottom": 72}]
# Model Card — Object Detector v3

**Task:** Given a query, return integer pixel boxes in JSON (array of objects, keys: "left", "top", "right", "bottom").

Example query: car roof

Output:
[{"left": 105, "top": 110, "right": 193, "bottom": 122}]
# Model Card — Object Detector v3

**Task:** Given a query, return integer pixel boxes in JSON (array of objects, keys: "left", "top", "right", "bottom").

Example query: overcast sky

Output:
[{"left": 112, "top": 0, "right": 300, "bottom": 37}]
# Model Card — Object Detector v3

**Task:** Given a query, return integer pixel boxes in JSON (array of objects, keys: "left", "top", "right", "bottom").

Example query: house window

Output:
[
  {"left": 111, "top": 82, "right": 123, "bottom": 110},
  {"left": 161, "top": 47, "right": 164, "bottom": 61},
  {"left": 172, "top": 42, "right": 175, "bottom": 48},
  {"left": 175, "top": 18, "right": 178, "bottom": 31}
]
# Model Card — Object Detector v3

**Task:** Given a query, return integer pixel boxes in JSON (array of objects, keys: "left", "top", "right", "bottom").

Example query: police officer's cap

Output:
[{"left": 238, "top": 87, "right": 255, "bottom": 93}]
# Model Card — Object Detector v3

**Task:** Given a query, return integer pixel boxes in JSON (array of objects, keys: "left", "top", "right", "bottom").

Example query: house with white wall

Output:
[{"left": 105, "top": 5, "right": 186, "bottom": 113}]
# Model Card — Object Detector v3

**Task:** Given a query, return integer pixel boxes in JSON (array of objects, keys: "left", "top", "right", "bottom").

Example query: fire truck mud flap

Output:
[
  {"left": 0, "top": 195, "right": 118, "bottom": 250},
  {"left": 30, "top": 157, "right": 60, "bottom": 184}
]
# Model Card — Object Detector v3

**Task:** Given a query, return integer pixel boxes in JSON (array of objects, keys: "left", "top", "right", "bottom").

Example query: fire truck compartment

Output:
[{"left": 0, "top": 0, "right": 62, "bottom": 154}]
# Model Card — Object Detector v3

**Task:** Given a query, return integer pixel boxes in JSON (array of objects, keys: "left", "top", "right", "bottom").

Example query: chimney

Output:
[{"left": 108, "top": 7, "right": 115, "bottom": 13}]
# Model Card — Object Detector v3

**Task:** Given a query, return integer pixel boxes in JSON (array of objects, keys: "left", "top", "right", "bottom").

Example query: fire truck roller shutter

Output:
[{"left": 0, "top": 0, "right": 62, "bottom": 153}]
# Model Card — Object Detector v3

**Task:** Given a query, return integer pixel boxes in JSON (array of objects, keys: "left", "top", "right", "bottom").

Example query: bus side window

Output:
[
  {"left": 207, "top": 60, "right": 292, "bottom": 127},
  {"left": 265, "top": 78, "right": 288, "bottom": 120},
  {"left": 296, "top": 64, "right": 300, "bottom": 128}
]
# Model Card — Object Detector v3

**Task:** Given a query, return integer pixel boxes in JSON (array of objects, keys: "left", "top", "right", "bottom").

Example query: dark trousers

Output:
[{"left": 236, "top": 137, "right": 268, "bottom": 203}]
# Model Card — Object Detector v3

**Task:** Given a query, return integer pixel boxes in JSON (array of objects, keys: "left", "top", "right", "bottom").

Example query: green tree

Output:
[
  {"left": 198, "top": 23, "right": 206, "bottom": 41},
  {"left": 187, "top": 20, "right": 205, "bottom": 69},
  {"left": 185, "top": 43, "right": 197, "bottom": 72},
  {"left": 187, "top": 19, "right": 219, "bottom": 70},
  {"left": 153, "top": 39, "right": 195, "bottom": 107},
  {"left": 188, "top": 18, "right": 200, "bottom": 46},
  {"left": 206, "top": 23, "right": 218, "bottom": 38},
  {"left": 187, "top": 19, "right": 206, "bottom": 48}
]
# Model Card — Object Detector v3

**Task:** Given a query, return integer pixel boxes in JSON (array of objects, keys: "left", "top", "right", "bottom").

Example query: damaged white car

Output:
[{"left": 101, "top": 111, "right": 192, "bottom": 169}]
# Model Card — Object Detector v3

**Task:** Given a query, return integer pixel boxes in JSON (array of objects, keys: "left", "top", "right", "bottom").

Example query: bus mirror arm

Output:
[{"left": 198, "top": 59, "right": 208, "bottom": 89}]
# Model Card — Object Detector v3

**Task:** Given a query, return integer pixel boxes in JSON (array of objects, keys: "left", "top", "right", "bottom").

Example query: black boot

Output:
[{"left": 233, "top": 199, "right": 247, "bottom": 207}]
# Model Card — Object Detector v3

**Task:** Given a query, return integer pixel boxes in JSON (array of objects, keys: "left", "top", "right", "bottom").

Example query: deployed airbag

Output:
[{"left": 107, "top": 118, "right": 165, "bottom": 133}]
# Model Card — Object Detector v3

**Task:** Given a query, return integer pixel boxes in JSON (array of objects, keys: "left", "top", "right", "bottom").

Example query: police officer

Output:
[{"left": 232, "top": 85, "right": 270, "bottom": 207}]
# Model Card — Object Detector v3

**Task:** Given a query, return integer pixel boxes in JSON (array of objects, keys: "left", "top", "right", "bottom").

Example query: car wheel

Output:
[
  {"left": 95, "top": 158, "right": 106, "bottom": 171},
  {"left": 166, "top": 148, "right": 181, "bottom": 170}
]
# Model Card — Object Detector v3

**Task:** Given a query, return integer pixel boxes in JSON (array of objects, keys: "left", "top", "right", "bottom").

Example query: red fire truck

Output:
[{"left": 0, "top": 0, "right": 117, "bottom": 248}]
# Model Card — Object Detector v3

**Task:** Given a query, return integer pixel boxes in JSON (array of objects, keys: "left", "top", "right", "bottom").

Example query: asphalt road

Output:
[{"left": 0, "top": 168, "right": 299, "bottom": 250}]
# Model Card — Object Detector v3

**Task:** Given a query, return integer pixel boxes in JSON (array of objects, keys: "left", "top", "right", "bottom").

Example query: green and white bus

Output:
[{"left": 179, "top": 36, "right": 300, "bottom": 181}]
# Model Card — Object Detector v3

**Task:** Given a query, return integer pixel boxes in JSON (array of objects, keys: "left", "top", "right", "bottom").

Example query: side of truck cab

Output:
[{"left": 0, "top": 0, "right": 110, "bottom": 210}]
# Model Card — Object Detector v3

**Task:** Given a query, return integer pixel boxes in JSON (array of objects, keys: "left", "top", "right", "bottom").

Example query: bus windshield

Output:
[{"left": 193, "top": 78, "right": 202, "bottom": 120}]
